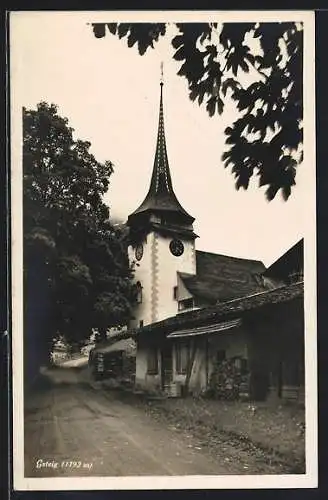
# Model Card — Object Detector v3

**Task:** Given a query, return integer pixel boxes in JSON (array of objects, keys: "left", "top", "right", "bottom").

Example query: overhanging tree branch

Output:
[{"left": 90, "top": 21, "right": 303, "bottom": 201}]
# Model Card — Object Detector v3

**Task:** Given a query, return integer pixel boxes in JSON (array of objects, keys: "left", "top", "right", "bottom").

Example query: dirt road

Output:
[{"left": 25, "top": 366, "right": 237, "bottom": 477}]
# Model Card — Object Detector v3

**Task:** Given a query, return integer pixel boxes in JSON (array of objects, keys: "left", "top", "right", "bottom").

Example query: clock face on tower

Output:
[
  {"left": 170, "top": 239, "right": 184, "bottom": 257},
  {"left": 135, "top": 244, "right": 144, "bottom": 261}
]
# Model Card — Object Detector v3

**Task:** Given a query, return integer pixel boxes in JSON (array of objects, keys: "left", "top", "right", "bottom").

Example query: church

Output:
[
  {"left": 126, "top": 78, "right": 267, "bottom": 329},
  {"left": 93, "top": 78, "right": 305, "bottom": 403}
]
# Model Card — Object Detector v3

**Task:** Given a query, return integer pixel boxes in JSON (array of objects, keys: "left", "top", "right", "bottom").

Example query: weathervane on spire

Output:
[{"left": 160, "top": 61, "right": 164, "bottom": 86}]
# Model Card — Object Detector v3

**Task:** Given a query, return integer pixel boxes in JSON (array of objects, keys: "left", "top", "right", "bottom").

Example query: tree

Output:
[
  {"left": 91, "top": 22, "right": 303, "bottom": 201},
  {"left": 23, "top": 102, "right": 136, "bottom": 378}
]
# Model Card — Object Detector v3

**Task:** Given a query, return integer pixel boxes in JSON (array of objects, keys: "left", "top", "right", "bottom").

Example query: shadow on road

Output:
[{"left": 26, "top": 365, "right": 92, "bottom": 394}]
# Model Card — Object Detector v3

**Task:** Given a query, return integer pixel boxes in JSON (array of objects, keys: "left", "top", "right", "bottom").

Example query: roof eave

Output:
[{"left": 135, "top": 282, "right": 304, "bottom": 337}]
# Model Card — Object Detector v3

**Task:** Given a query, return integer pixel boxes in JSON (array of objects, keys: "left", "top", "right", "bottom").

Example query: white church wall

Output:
[
  {"left": 129, "top": 231, "right": 197, "bottom": 326},
  {"left": 155, "top": 233, "right": 196, "bottom": 322},
  {"left": 128, "top": 233, "right": 154, "bottom": 328},
  {"left": 176, "top": 272, "right": 193, "bottom": 301}
]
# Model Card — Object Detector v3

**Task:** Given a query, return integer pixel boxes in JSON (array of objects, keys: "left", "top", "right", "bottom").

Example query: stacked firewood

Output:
[
  {"left": 208, "top": 358, "right": 250, "bottom": 400},
  {"left": 122, "top": 355, "right": 136, "bottom": 384}
]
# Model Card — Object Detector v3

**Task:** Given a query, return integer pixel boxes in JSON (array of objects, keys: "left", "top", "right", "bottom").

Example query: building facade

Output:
[
  {"left": 126, "top": 80, "right": 266, "bottom": 328},
  {"left": 134, "top": 282, "right": 304, "bottom": 402},
  {"left": 123, "top": 80, "right": 304, "bottom": 403}
]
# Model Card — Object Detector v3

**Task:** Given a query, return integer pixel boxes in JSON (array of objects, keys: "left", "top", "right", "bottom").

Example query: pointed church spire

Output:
[
  {"left": 148, "top": 64, "right": 175, "bottom": 196},
  {"left": 128, "top": 69, "right": 197, "bottom": 239},
  {"left": 128, "top": 70, "right": 195, "bottom": 230}
]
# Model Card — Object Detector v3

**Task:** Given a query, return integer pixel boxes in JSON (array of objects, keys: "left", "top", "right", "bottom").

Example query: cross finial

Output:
[{"left": 160, "top": 62, "right": 164, "bottom": 86}]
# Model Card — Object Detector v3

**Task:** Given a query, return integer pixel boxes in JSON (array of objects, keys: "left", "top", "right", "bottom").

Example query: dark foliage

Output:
[
  {"left": 91, "top": 22, "right": 303, "bottom": 201},
  {"left": 23, "top": 103, "right": 136, "bottom": 372}
]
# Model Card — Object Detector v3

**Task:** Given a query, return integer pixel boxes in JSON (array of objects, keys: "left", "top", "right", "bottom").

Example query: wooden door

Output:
[{"left": 161, "top": 343, "right": 173, "bottom": 389}]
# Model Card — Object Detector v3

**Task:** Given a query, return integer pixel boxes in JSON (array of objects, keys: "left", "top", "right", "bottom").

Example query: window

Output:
[
  {"left": 147, "top": 347, "right": 158, "bottom": 374},
  {"left": 136, "top": 281, "right": 142, "bottom": 304},
  {"left": 173, "top": 286, "right": 178, "bottom": 300},
  {"left": 178, "top": 298, "right": 194, "bottom": 311},
  {"left": 176, "top": 341, "right": 190, "bottom": 374}
]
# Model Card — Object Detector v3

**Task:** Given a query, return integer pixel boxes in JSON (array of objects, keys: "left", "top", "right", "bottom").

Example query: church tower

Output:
[{"left": 127, "top": 76, "right": 197, "bottom": 327}]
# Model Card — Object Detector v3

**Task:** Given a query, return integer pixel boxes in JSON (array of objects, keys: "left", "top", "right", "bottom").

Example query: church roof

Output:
[
  {"left": 136, "top": 281, "right": 304, "bottom": 337},
  {"left": 129, "top": 82, "right": 194, "bottom": 223},
  {"left": 179, "top": 250, "right": 266, "bottom": 304},
  {"left": 264, "top": 238, "right": 303, "bottom": 281}
]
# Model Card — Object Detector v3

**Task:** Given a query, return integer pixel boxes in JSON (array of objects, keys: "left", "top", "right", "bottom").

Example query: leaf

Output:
[
  {"left": 177, "top": 61, "right": 188, "bottom": 77},
  {"left": 221, "top": 78, "right": 240, "bottom": 97},
  {"left": 117, "top": 23, "right": 130, "bottom": 39},
  {"left": 206, "top": 96, "right": 216, "bottom": 117},
  {"left": 106, "top": 23, "right": 117, "bottom": 35},
  {"left": 189, "top": 87, "right": 199, "bottom": 102},
  {"left": 221, "top": 150, "right": 231, "bottom": 162},
  {"left": 232, "top": 60, "right": 239, "bottom": 77},
  {"left": 198, "top": 90, "right": 206, "bottom": 105},
  {"left": 174, "top": 46, "right": 186, "bottom": 61},
  {"left": 239, "top": 60, "right": 250, "bottom": 73},
  {"left": 172, "top": 34, "right": 184, "bottom": 49},
  {"left": 206, "top": 44, "right": 218, "bottom": 59},
  {"left": 96, "top": 21, "right": 303, "bottom": 202},
  {"left": 245, "top": 53, "right": 255, "bottom": 66},
  {"left": 282, "top": 185, "right": 291, "bottom": 201},
  {"left": 92, "top": 23, "right": 106, "bottom": 38},
  {"left": 138, "top": 38, "right": 153, "bottom": 55},
  {"left": 217, "top": 97, "right": 224, "bottom": 115},
  {"left": 265, "top": 184, "right": 280, "bottom": 201}
]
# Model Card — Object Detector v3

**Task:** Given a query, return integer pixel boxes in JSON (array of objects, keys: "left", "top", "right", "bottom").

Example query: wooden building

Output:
[
  {"left": 135, "top": 282, "right": 304, "bottom": 403},
  {"left": 120, "top": 79, "right": 305, "bottom": 404}
]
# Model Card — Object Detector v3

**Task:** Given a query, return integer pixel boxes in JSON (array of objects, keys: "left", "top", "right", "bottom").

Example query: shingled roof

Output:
[
  {"left": 128, "top": 81, "right": 194, "bottom": 225},
  {"left": 264, "top": 238, "right": 303, "bottom": 281},
  {"left": 136, "top": 281, "right": 304, "bottom": 337},
  {"left": 179, "top": 250, "right": 266, "bottom": 304}
]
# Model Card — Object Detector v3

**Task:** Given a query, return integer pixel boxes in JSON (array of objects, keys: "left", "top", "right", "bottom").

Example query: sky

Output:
[{"left": 10, "top": 11, "right": 315, "bottom": 267}]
